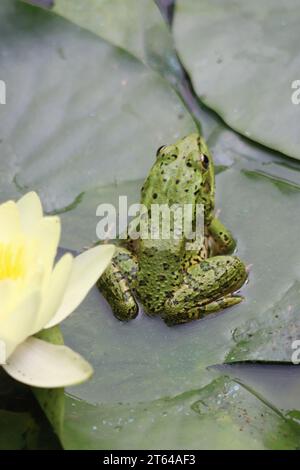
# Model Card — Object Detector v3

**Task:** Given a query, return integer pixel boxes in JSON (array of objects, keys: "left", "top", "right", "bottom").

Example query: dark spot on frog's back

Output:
[{"left": 152, "top": 193, "right": 158, "bottom": 199}]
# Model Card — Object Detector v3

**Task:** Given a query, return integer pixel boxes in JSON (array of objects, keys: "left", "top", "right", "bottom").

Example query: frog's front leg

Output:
[
  {"left": 97, "top": 246, "right": 139, "bottom": 321},
  {"left": 208, "top": 217, "right": 236, "bottom": 255},
  {"left": 162, "top": 256, "right": 247, "bottom": 326}
]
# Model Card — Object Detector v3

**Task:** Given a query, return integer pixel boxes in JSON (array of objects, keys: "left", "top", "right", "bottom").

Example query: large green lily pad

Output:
[
  {"left": 1, "top": 0, "right": 300, "bottom": 450},
  {"left": 52, "top": 0, "right": 178, "bottom": 80},
  {"left": 58, "top": 155, "right": 300, "bottom": 447},
  {"left": 226, "top": 281, "right": 300, "bottom": 363},
  {"left": 174, "top": 0, "right": 300, "bottom": 160},
  {"left": 0, "top": 0, "right": 195, "bottom": 212},
  {"left": 62, "top": 374, "right": 300, "bottom": 450},
  {"left": 213, "top": 363, "right": 300, "bottom": 438},
  {"left": 24, "top": 0, "right": 183, "bottom": 86}
]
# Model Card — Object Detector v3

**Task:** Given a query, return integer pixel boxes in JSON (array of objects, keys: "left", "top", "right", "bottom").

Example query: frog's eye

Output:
[
  {"left": 156, "top": 145, "right": 166, "bottom": 157},
  {"left": 200, "top": 154, "right": 210, "bottom": 170}
]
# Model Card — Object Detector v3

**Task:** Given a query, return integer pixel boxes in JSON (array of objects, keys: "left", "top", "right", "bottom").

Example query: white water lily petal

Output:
[
  {"left": 3, "top": 337, "right": 93, "bottom": 388},
  {"left": 0, "top": 201, "right": 20, "bottom": 243},
  {"left": 0, "top": 192, "right": 110, "bottom": 389},
  {"left": 0, "top": 280, "right": 16, "bottom": 312},
  {"left": 0, "top": 292, "right": 41, "bottom": 359},
  {"left": 46, "top": 244, "right": 115, "bottom": 328},
  {"left": 33, "top": 216, "right": 61, "bottom": 275},
  {"left": 33, "top": 253, "right": 73, "bottom": 334},
  {"left": 17, "top": 192, "right": 43, "bottom": 233}
]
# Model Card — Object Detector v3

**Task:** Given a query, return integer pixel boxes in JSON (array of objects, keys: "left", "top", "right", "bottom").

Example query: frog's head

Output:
[{"left": 144, "top": 133, "right": 215, "bottom": 224}]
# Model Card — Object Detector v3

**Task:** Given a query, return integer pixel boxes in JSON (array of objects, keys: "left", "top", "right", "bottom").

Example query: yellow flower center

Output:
[{"left": 0, "top": 242, "right": 25, "bottom": 280}]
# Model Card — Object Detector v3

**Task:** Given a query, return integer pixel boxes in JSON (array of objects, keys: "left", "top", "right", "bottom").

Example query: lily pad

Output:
[
  {"left": 2, "top": 0, "right": 300, "bottom": 450},
  {"left": 213, "top": 363, "right": 300, "bottom": 429},
  {"left": 52, "top": 0, "right": 178, "bottom": 79},
  {"left": 174, "top": 0, "right": 300, "bottom": 160},
  {"left": 0, "top": 0, "right": 195, "bottom": 212},
  {"left": 226, "top": 281, "right": 300, "bottom": 363},
  {"left": 58, "top": 138, "right": 300, "bottom": 447},
  {"left": 62, "top": 375, "right": 300, "bottom": 450},
  {"left": 24, "top": 0, "right": 185, "bottom": 88},
  {"left": 59, "top": 165, "right": 300, "bottom": 447}
]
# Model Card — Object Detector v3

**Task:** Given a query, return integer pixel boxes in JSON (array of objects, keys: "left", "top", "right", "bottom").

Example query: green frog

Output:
[{"left": 98, "top": 134, "right": 247, "bottom": 326}]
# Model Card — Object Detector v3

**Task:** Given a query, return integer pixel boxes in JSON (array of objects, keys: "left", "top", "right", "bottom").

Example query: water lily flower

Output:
[{"left": 0, "top": 192, "right": 114, "bottom": 388}]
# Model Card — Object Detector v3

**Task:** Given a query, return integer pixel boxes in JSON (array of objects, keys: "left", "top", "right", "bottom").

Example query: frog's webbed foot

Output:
[
  {"left": 164, "top": 294, "right": 243, "bottom": 326},
  {"left": 97, "top": 246, "right": 139, "bottom": 322},
  {"left": 162, "top": 256, "right": 247, "bottom": 326}
]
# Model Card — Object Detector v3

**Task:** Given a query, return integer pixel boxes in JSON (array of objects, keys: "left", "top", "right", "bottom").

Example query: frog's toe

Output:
[{"left": 111, "top": 297, "right": 139, "bottom": 322}]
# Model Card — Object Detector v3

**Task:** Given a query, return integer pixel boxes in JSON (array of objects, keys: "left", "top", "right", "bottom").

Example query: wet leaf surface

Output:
[
  {"left": 1, "top": 0, "right": 300, "bottom": 450},
  {"left": 174, "top": 0, "right": 300, "bottom": 160}
]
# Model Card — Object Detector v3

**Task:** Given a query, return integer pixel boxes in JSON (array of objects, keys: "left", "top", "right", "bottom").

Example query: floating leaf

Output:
[
  {"left": 226, "top": 281, "right": 300, "bottom": 363},
  {"left": 2, "top": 0, "right": 300, "bottom": 450},
  {"left": 61, "top": 375, "right": 300, "bottom": 450},
  {"left": 0, "top": 0, "right": 195, "bottom": 212},
  {"left": 213, "top": 363, "right": 300, "bottom": 432},
  {"left": 174, "top": 0, "right": 300, "bottom": 159}
]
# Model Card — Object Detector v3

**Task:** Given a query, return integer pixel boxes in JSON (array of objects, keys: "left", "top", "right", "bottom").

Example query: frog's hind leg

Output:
[
  {"left": 97, "top": 246, "right": 139, "bottom": 322},
  {"left": 163, "top": 255, "right": 247, "bottom": 326},
  {"left": 164, "top": 294, "right": 243, "bottom": 326}
]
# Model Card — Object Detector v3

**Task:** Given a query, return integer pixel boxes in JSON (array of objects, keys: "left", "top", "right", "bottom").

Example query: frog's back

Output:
[
  {"left": 137, "top": 239, "right": 184, "bottom": 315},
  {"left": 136, "top": 133, "right": 215, "bottom": 315}
]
